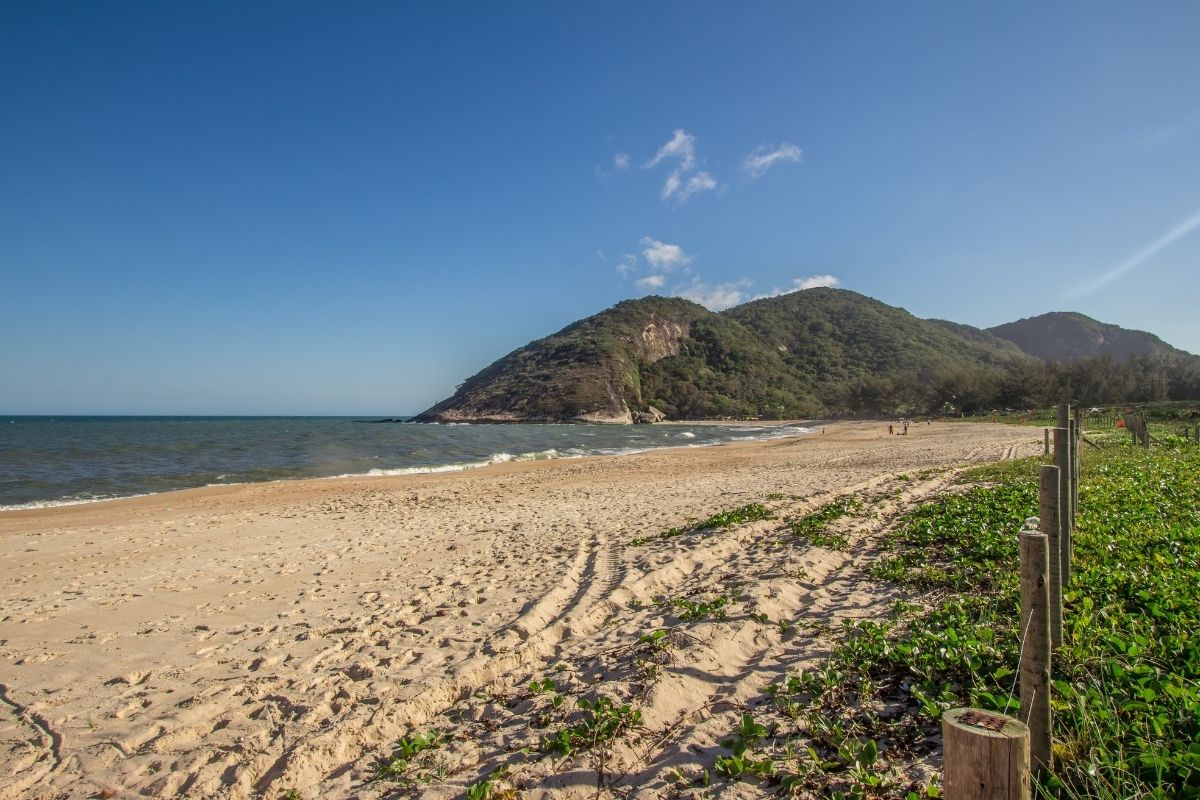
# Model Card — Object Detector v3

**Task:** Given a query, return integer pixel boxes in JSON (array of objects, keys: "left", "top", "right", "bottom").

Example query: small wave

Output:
[
  {"left": 340, "top": 448, "right": 565, "bottom": 479},
  {"left": 0, "top": 492, "right": 154, "bottom": 511},
  {"left": 678, "top": 431, "right": 696, "bottom": 439},
  {"left": 353, "top": 461, "right": 491, "bottom": 477}
]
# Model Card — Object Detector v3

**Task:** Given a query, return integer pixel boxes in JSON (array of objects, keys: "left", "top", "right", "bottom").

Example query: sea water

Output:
[{"left": 0, "top": 416, "right": 815, "bottom": 510}]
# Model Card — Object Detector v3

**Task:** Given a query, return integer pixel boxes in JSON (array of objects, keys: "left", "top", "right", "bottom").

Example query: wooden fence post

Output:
[
  {"left": 1019, "top": 524, "right": 1052, "bottom": 773},
  {"left": 1039, "top": 466, "right": 1063, "bottom": 648},
  {"left": 1068, "top": 418, "right": 1078, "bottom": 526},
  {"left": 943, "top": 708, "right": 1031, "bottom": 800},
  {"left": 1053, "top": 427, "right": 1071, "bottom": 586},
  {"left": 1071, "top": 408, "right": 1081, "bottom": 524},
  {"left": 1057, "top": 404, "right": 1077, "bottom": 533},
  {"left": 1043, "top": 428, "right": 1049, "bottom": 455}
]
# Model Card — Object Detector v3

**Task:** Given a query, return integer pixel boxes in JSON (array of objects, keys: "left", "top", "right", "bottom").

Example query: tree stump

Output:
[{"left": 943, "top": 707, "right": 1030, "bottom": 800}]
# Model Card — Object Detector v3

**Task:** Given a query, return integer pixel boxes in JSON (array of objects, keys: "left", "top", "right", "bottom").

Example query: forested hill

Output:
[
  {"left": 986, "top": 311, "right": 1193, "bottom": 362},
  {"left": 414, "top": 288, "right": 1200, "bottom": 422}
]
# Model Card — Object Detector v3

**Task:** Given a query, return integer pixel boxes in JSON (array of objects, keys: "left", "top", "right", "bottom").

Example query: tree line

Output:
[{"left": 823, "top": 354, "right": 1200, "bottom": 417}]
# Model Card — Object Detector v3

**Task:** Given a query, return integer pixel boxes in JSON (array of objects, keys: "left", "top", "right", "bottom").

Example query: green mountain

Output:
[
  {"left": 414, "top": 288, "right": 1037, "bottom": 422},
  {"left": 986, "top": 312, "right": 1193, "bottom": 362}
]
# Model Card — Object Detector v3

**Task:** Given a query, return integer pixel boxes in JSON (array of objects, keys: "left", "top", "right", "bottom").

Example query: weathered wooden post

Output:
[
  {"left": 1071, "top": 408, "right": 1081, "bottom": 523},
  {"left": 1039, "top": 466, "right": 1063, "bottom": 647},
  {"left": 1056, "top": 405, "right": 1075, "bottom": 528},
  {"left": 1068, "top": 417, "right": 1078, "bottom": 526},
  {"left": 1043, "top": 428, "right": 1049, "bottom": 455},
  {"left": 1019, "top": 521, "right": 1052, "bottom": 773},
  {"left": 943, "top": 708, "right": 1031, "bottom": 800},
  {"left": 1053, "top": 427, "right": 1071, "bottom": 586},
  {"left": 1056, "top": 403, "right": 1070, "bottom": 434}
]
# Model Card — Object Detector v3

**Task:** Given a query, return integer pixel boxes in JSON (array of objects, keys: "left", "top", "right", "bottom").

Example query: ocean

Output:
[{"left": 0, "top": 416, "right": 815, "bottom": 510}]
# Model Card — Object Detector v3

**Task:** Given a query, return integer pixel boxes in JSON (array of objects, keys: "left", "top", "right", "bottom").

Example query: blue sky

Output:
[{"left": 2, "top": 2, "right": 1199, "bottom": 414}]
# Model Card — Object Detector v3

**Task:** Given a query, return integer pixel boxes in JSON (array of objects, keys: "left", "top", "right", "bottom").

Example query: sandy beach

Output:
[{"left": 0, "top": 421, "right": 1039, "bottom": 799}]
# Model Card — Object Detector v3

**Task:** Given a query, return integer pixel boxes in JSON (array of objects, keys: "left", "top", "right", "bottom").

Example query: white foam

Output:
[{"left": 0, "top": 492, "right": 154, "bottom": 512}]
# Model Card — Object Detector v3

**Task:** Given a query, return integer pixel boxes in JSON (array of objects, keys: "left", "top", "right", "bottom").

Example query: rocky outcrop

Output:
[
  {"left": 412, "top": 297, "right": 711, "bottom": 424},
  {"left": 633, "top": 405, "right": 666, "bottom": 424}
]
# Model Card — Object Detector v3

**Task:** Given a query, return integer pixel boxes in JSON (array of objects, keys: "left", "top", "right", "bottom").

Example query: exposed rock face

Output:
[
  {"left": 633, "top": 321, "right": 688, "bottom": 363},
  {"left": 633, "top": 405, "right": 666, "bottom": 424},
  {"left": 412, "top": 297, "right": 711, "bottom": 424}
]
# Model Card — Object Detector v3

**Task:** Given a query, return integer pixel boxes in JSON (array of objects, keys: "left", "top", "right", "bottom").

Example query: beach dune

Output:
[{"left": 0, "top": 421, "right": 1037, "bottom": 799}]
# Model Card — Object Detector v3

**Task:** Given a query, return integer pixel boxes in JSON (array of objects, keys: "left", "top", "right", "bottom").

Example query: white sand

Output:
[{"left": 0, "top": 421, "right": 1038, "bottom": 799}]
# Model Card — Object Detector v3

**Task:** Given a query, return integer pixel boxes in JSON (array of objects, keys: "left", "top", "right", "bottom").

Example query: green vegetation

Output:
[
  {"left": 417, "top": 288, "right": 1200, "bottom": 422},
  {"left": 633, "top": 502, "right": 774, "bottom": 544},
  {"left": 541, "top": 695, "right": 643, "bottom": 757},
  {"left": 671, "top": 595, "right": 731, "bottom": 622},
  {"left": 373, "top": 730, "right": 448, "bottom": 783},
  {"left": 787, "top": 497, "right": 862, "bottom": 549},
  {"left": 757, "top": 447, "right": 1200, "bottom": 798},
  {"left": 988, "top": 311, "right": 1194, "bottom": 363}
]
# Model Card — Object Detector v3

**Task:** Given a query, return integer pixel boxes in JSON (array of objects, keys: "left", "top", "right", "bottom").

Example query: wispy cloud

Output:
[
  {"left": 613, "top": 152, "right": 631, "bottom": 170},
  {"left": 645, "top": 129, "right": 718, "bottom": 204},
  {"left": 743, "top": 142, "right": 803, "bottom": 179},
  {"left": 675, "top": 279, "right": 752, "bottom": 311},
  {"left": 646, "top": 129, "right": 696, "bottom": 170},
  {"left": 678, "top": 172, "right": 717, "bottom": 203},
  {"left": 640, "top": 237, "right": 692, "bottom": 271},
  {"left": 615, "top": 253, "right": 638, "bottom": 276},
  {"left": 1075, "top": 207, "right": 1200, "bottom": 296},
  {"left": 635, "top": 274, "right": 666, "bottom": 290}
]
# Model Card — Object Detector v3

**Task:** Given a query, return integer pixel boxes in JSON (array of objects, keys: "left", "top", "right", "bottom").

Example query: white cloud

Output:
[
  {"left": 675, "top": 279, "right": 752, "bottom": 311},
  {"left": 676, "top": 171, "right": 717, "bottom": 203},
  {"left": 743, "top": 142, "right": 803, "bottom": 179},
  {"left": 640, "top": 236, "right": 692, "bottom": 271},
  {"left": 635, "top": 274, "right": 666, "bottom": 290},
  {"left": 613, "top": 152, "right": 631, "bottom": 170},
  {"left": 645, "top": 129, "right": 717, "bottom": 204},
  {"left": 645, "top": 129, "right": 696, "bottom": 170},
  {"left": 616, "top": 253, "right": 638, "bottom": 276},
  {"left": 751, "top": 274, "right": 840, "bottom": 301}
]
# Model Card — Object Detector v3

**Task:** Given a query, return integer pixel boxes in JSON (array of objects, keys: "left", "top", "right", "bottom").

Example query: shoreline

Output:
[
  {"left": 0, "top": 421, "right": 1038, "bottom": 799},
  {"left": 0, "top": 419, "right": 825, "bottom": 518}
]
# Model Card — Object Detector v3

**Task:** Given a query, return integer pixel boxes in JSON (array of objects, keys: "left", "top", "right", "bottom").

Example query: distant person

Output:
[{"left": 888, "top": 424, "right": 894, "bottom": 435}]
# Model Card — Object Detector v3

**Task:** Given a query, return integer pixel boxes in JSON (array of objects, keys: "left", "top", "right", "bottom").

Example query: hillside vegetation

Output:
[
  {"left": 415, "top": 289, "right": 1200, "bottom": 422},
  {"left": 988, "top": 311, "right": 1193, "bottom": 362}
]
